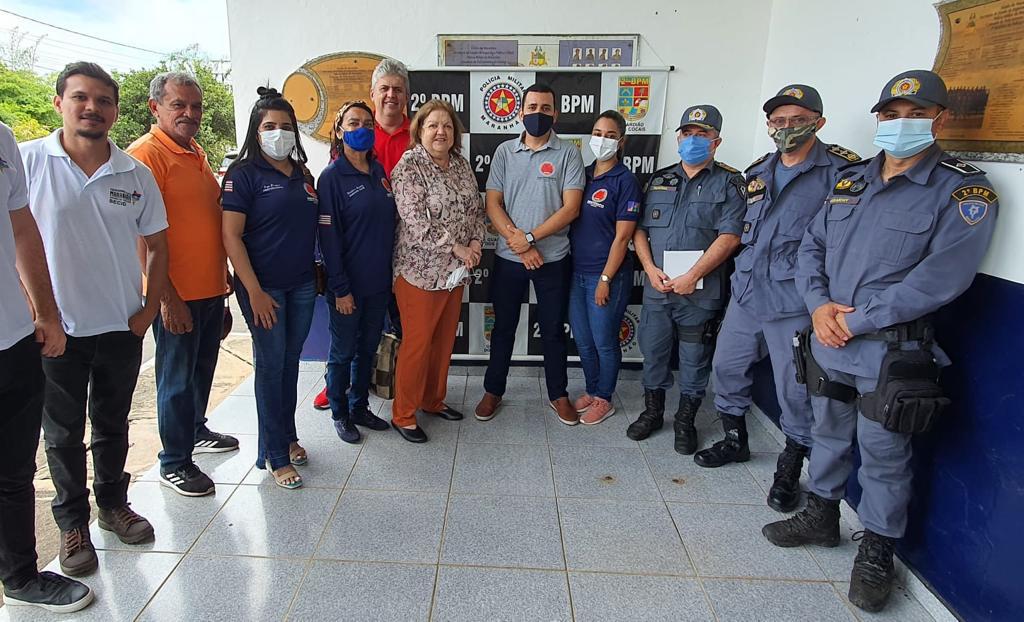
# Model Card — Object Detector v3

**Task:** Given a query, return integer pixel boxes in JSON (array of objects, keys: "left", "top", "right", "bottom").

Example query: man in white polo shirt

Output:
[
  {"left": 20, "top": 62, "right": 169, "bottom": 577},
  {"left": 0, "top": 121, "right": 93, "bottom": 613}
]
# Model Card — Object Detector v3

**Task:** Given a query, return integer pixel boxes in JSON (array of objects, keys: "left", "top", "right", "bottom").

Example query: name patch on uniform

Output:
[
  {"left": 829, "top": 196, "right": 860, "bottom": 205},
  {"left": 108, "top": 188, "right": 141, "bottom": 207},
  {"left": 952, "top": 185, "right": 996, "bottom": 225},
  {"left": 261, "top": 183, "right": 284, "bottom": 193},
  {"left": 346, "top": 184, "right": 365, "bottom": 198}
]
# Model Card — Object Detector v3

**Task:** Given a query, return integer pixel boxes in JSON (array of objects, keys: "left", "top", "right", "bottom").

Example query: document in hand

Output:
[{"left": 663, "top": 250, "right": 704, "bottom": 289}]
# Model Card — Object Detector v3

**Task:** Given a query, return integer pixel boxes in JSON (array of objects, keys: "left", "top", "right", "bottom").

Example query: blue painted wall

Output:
[{"left": 752, "top": 274, "right": 1024, "bottom": 621}]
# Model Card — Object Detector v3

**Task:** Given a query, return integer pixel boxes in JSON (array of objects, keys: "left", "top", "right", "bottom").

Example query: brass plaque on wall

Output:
[
  {"left": 283, "top": 52, "right": 384, "bottom": 144},
  {"left": 934, "top": 0, "right": 1024, "bottom": 161}
]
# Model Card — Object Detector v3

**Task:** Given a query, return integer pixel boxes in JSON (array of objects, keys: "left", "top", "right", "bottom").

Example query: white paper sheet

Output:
[{"left": 663, "top": 250, "right": 704, "bottom": 289}]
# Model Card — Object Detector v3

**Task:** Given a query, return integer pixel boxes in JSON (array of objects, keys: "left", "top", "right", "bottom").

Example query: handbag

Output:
[{"left": 370, "top": 332, "right": 401, "bottom": 400}]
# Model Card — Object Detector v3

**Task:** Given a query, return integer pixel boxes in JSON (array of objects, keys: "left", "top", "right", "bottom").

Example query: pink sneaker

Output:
[
  {"left": 580, "top": 397, "right": 616, "bottom": 425},
  {"left": 573, "top": 393, "right": 596, "bottom": 413}
]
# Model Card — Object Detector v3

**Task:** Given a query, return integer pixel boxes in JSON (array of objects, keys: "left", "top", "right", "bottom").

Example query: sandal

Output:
[
  {"left": 289, "top": 442, "right": 308, "bottom": 466},
  {"left": 267, "top": 462, "right": 303, "bottom": 489}
]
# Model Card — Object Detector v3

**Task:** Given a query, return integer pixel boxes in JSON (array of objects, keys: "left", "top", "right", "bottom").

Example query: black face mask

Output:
[{"left": 523, "top": 112, "right": 554, "bottom": 137}]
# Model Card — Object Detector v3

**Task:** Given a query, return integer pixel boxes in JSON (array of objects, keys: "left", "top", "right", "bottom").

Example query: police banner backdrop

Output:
[{"left": 407, "top": 67, "right": 669, "bottom": 362}]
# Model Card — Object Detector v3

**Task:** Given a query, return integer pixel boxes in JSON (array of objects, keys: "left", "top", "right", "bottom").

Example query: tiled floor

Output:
[{"left": 0, "top": 365, "right": 937, "bottom": 622}]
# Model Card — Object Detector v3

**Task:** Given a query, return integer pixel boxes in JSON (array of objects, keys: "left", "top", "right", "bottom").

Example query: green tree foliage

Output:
[
  {"left": 0, "top": 44, "right": 234, "bottom": 168},
  {"left": 111, "top": 46, "right": 235, "bottom": 169},
  {"left": 0, "top": 63, "right": 61, "bottom": 141}
]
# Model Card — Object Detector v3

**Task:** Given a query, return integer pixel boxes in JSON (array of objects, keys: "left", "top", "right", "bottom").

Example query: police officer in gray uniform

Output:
[
  {"left": 628, "top": 105, "right": 745, "bottom": 451},
  {"left": 763, "top": 70, "right": 998, "bottom": 613},
  {"left": 696, "top": 85, "right": 860, "bottom": 516}
]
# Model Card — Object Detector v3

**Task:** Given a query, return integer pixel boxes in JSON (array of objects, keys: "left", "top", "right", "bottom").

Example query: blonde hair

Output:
[{"left": 409, "top": 99, "right": 465, "bottom": 156}]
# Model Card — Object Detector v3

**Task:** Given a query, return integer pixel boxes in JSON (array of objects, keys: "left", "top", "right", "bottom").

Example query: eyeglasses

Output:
[{"left": 768, "top": 115, "right": 819, "bottom": 129}]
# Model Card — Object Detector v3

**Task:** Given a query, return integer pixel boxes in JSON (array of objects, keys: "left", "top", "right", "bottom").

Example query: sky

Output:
[{"left": 0, "top": 0, "right": 230, "bottom": 74}]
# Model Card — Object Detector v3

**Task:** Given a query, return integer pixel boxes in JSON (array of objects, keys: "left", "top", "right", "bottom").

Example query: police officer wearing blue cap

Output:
[
  {"left": 695, "top": 85, "right": 860, "bottom": 515},
  {"left": 763, "top": 70, "right": 998, "bottom": 613},
  {"left": 627, "top": 105, "right": 745, "bottom": 450}
]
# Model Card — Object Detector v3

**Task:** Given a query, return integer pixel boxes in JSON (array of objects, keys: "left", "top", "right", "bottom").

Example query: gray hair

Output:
[
  {"left": 371, "top": 58, "right": 409, "bottom": 92},
  {"left": 149, "top": 71, "right": 203, "bottom": 102}
]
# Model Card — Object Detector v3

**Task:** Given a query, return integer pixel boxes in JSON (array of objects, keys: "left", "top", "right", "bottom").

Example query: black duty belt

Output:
[{"left": 860, "top": 318, "right": 934, "bottom": 344}]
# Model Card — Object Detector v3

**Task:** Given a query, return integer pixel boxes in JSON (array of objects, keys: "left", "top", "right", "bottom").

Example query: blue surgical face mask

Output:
[
  {"left": 873, "top": 117, "right": 936, "bottom": 159},
  {"left": 678, "top": 135, "right": 714, "bottom": 165},
  {"left": 343, "top": 126, "right": 375, "bottom": 152}
]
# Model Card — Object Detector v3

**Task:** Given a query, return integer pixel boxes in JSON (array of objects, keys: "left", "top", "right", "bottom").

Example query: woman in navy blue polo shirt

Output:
[
  {"left": 222, "top": 87, "right": 317, "bottom": 489},
  {"left": 316, "top": 101, "right": 396, "bottom": 444},
  {"left": 568, "top": 110, "right": 642, "bottom": 425}
]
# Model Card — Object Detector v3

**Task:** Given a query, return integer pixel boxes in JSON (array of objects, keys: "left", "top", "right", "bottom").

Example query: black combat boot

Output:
[
  {"left": 767, "top": 437, "right": 811, "bottom": 512},
  {"left": 693, "top": 414, "right": 749, "bottom": 467},
  {"left": 848, "top": 530, "right": 897, "bottom": 613},
  {"left": 761, "top": 492, "right": 841, "bottom": 547},
  {"left": 626, "top": 389, "right": 665, "bottom": 440},
  {"left": 673, "top": 396, "right": 700, "bottom": 455}
]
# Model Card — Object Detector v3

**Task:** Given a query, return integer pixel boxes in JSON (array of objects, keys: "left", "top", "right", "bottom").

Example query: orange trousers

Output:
[{"left": 392, "top": 276, "right": 463, "bottom": 427}]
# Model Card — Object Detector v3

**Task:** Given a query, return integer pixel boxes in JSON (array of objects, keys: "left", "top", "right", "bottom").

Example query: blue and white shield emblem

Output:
[{"left": 959, "top": 200, "right": 987, "bottom": 226}]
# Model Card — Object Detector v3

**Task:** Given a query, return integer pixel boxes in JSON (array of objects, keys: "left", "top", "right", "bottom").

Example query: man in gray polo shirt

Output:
[{"left": 475, "top": 83, "right": 585, "bottom": 425}]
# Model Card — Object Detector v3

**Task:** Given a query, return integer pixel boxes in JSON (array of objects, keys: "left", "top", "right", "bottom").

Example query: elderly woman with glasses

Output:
[
  {"left": 316, "top": 101, "right": 397, "bottom": 444},
  {"left": 388, "top": 99, "right": 485, "bottom": 443}
]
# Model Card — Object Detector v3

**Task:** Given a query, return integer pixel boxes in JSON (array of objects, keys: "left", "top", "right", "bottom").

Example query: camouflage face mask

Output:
[{"left": 768, "top": 122, "right": 818, "bottom": 153}]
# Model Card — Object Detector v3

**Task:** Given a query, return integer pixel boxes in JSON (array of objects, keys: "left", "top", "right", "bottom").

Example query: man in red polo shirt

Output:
[{"left": 312, "top": 57, "right": 410, "bottom": 410}]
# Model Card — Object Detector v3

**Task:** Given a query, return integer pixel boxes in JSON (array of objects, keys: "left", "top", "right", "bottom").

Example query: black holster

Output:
[
  {"left": 678, "top": 314, "right": 724, "bottom": 345},
  {"left": 792, "top": 327, "right": 858, "bottom": 403},
  {"left": 858, "top": 345, "right": 949, "bottom": 434}
]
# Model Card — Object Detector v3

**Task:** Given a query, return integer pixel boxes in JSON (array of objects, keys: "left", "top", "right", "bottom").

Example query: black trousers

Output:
[
  {"left": 41, "top": 331, "right": 142, "bottom": 530},
  {"left": 0, "top": 334, "right": 44, "bottom": 588},
  {"left": 484, "top": 256, "right": 571, "bottom": 402}
]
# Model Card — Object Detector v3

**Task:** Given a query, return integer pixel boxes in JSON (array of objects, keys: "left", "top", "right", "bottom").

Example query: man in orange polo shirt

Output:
[
  {"left": 312, "top": 57, "right": 412, "bottom": 410},
  {"left": 127, "top": 72, "right": 237, "bottom": 497}
]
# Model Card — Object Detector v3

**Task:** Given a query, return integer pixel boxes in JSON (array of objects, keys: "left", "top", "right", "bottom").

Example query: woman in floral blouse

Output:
[{"left": 389, "top": 99, "right": 485, "bottom": 443}]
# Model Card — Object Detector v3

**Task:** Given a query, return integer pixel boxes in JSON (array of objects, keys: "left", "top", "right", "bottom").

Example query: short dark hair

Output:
[
  {"left": 56, "top": 62, "right": 119, "bottom": 104},
  {"left": 523, "top": 83, "right": 556, "bottom": 103}
]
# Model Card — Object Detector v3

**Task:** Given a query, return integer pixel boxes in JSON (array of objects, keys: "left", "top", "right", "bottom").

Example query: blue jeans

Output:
[
  {"left": 568, "top": 267, "right": 631, "bottom": 400},
  {"left": 153, "top": 296, "right": 225, "bottom": 471},
  {"left": 235, "top": 277, "right": 317, "bottom": 471},
  {"left": 325, "top": 289, "right": 389, "bottom": 420}
]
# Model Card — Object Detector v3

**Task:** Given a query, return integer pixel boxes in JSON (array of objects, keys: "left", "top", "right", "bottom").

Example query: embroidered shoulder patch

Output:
[
  {"left": 828, "top": 144, "right": 861, "bottom": 162},
  {"left": 952, "top": 185, "right": 996, "bottom": 225}
]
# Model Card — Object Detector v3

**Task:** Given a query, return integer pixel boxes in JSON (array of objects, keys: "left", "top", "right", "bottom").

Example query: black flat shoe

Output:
[
  {"left": 391, "top": 421, "right": 428, "bottom": 443},
  {"left": 423, "top": 406, "right": 464, "bottom": 421}
]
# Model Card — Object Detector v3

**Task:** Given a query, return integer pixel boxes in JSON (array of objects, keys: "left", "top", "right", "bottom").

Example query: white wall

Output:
[
  {"left": 757, "top": 0, "right": 1023, "bottom": 284},
  {"left": 226, "top": 0, "right": 774, "bottom": 174},
  {"left": 227, "top": 0, "right": 1021, "bottom": 284}
]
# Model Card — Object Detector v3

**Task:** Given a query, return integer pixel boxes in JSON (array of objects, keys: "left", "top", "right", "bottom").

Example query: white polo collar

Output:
[{"left": 42, "top": 129, "right": 137, "bottom": 175}]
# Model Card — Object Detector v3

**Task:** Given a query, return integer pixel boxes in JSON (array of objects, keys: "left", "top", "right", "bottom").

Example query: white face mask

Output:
[
  {"left": 589, "top": 135, "right": 619, "bottom": 162},
  {"left": 259, "top": 129, "right": 296, "bottom": 161}
]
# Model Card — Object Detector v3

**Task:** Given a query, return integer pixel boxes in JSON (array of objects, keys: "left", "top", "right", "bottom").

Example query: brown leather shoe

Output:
[
  {"left": 551, "top": 397, "right": 580, "bottom": 426},
  {"left": 474, "top": 392, "right": 502, "bottom": 421},
  {"left": 97, "top": 504, "right": 154, "bottom": 544},
  {"left": 59, "top": 526, "right": 98, "bottom": 576}
]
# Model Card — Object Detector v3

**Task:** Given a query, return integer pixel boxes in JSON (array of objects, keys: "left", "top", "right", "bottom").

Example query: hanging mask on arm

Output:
[{"left": 768, "top": 122, "right": 817, "bottom": 153}]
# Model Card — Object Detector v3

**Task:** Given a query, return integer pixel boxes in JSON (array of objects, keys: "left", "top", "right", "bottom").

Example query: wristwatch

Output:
[
  {"left": 599, "top": 274, "right": 611, "bottom": 283},
  {"left": 525, "top": 231, "right": 536, "bottom": 246}
]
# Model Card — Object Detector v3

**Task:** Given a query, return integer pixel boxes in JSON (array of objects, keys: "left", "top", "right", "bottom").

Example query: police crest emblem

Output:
[
  {"left": 617, "top": 75, "right": 650, "bottom": 121},
  {"left": 952, "top": 185, "right": 996, "bottom": 225},
  {"left": 891, "top": 77, "right": 921, "bottom": 97},
  {"left": 689, "top": 108, "right": 707, "bottom": 121}
]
